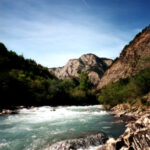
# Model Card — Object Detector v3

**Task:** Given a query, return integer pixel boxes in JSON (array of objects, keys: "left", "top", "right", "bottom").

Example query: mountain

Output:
[
  {"left": 49, "top": 53, "right": 113, "bottom": 85},
  {"left": 97, "top": 26, "right": 150, "bottom": 89}
]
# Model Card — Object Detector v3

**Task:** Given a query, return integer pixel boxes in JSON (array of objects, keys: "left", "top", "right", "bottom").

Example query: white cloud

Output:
[{"left": 0, "top": 0, "right": 137, "bottom": 67}]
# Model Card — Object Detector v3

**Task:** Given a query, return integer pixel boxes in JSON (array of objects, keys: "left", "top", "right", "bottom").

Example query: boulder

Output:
[
  {"left": 98, "top": 114, "right": 150, "bottom": 150},
  {"left": 48, "top": 131, "right": 108, "bottom": 150}
]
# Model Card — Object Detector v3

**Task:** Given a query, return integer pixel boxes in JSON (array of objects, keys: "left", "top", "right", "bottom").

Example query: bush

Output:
[
  {"left": 98, "top": 79, "right": 129, "bottom": 106},
  {"left": 98, "top": 68, "right": 150, "bottom": 107}
]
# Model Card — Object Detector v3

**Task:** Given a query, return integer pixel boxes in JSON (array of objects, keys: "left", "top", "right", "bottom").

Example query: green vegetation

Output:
[
  {"left": 0, "top": 43, "right": 97, "bottom": 109},
  {"left": 79, "top": 71, "right": 91, "bottom": 91},
  {"left": 98, "top": 68, "right": 150, "bottom": 107},
  {"left": 3, "top": 40, "right": 150, "bottom": 110}
]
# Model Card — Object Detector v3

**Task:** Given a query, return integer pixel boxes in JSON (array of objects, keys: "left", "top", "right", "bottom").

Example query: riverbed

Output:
[{"left": 0, "top": 105, "right": 125, "bottom": 150}]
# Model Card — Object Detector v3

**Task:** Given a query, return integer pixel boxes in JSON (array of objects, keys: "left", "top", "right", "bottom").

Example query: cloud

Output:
[
  {"left": 0, "top": 0, "right": 138, "bottom": 67},
  {"left": 0, "top": 15, "right": 132, "bottom": 67}
]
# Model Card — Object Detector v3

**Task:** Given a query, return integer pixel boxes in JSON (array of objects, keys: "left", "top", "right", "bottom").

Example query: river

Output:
[{"left": 0, "top": 105, "right": 125, "bottom": 150}]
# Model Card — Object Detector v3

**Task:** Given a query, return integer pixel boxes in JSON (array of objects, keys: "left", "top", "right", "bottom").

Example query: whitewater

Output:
[{"left": 0, "top": 105, "right": 125, "bottom": 150}]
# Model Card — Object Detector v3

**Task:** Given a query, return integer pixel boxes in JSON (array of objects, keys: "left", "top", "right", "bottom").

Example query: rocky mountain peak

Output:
[{"left": 49, "top": 53, "right": 113, "bottom": 85}]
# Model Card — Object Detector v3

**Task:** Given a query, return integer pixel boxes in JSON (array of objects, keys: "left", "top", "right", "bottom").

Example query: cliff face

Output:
[
  {"left": 98, "top": 26, "right": 150, "bottom": 89},
  {"left": 49, "top": 54, "right": 113, "bottom": 85}
]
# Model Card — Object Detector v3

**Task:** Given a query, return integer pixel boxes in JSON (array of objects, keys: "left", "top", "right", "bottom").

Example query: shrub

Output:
[{"left": 98, "top": 68, "right": 150, "bottom": 107}]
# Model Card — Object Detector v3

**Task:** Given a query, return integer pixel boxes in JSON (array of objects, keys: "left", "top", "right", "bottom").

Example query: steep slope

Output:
[
  {"left": 49, "top": 54, "right": 113, "bottom": 85},
  {"left": 98, "top": 26, "right": 150, "bottom": 89}
]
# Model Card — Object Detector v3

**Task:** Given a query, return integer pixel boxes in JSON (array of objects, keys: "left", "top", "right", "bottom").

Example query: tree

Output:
[{"left": 79, "top": 71, "right": 90, "bottom": 91}]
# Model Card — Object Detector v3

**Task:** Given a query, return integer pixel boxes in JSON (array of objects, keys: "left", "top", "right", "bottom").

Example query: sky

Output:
[{"left": 0, "top": 0, "right": 150, "bottom": 67}]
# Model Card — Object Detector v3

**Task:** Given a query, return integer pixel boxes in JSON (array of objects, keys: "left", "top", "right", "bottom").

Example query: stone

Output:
[
  {"left": 48, "top": 131, "right": 108, "bottom": 150},
  {"left": 98, "top": 114, "right": 150, "bottom": 150}
]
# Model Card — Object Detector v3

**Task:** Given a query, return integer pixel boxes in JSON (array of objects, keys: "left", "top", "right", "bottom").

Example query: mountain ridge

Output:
[
  {"left": 49, "top": 53, "right": 113, "bottom": 85},
  {"left": 97, "top": 25, "right": 150, "bottom": 89}
]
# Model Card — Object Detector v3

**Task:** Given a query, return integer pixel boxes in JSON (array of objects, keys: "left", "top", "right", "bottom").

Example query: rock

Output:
[
  {"left": 0, "top": 109, "right": 17, "bottom": 115},
  {"left": 110, "top": 120, "right": 124, "bottom": 124},
  {"left": 49, "top": 53, "right": 112, "bottom": 85},
  {"left": 16, "top": 106, "right": 25, "bottom": 109},
  {"left": 48, "top": 131, "right": 108, "bottom": 150},
  {"left": 111, "top": 104, "right": 140, "bottom": 122},
  {"left": 88, "top": 71, "right": 101, "bottom": 85},
  {"left": 98, "top": 105, "right": 106, "bottom": 110},
  {"left": 120, "top": 114, "right": 137, "bottom": 122},
  {"left": 97, "top": 26, "right": 150, "bottom": 89},
  {"left": 97, "top": 138, "right": 116, "bottom": 150},
  {"left": 98, "top": 114, "right": 150, "bottom": 150}
]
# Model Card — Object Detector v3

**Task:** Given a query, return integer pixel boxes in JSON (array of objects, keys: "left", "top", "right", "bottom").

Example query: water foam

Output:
[
  {"left": 0, "top": 105, "right": 124, "bottom": 150},
  {"left": 16, "top": 105, "right": 109, "bottom": 124},
  {"left": 77, "top": 145, "right": 103, "bottom": 150}
]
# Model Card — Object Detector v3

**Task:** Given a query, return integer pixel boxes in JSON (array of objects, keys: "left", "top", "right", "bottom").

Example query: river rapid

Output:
[{"left": 0, "top": 105, "right": 125, "bottom": 150}]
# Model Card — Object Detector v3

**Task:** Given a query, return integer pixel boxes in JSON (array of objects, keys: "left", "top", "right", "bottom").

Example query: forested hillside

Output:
[
  {"left": 0, "top": 43, "right": 97, "bottom": 109},
  {"left": 98, "top": 68, "right": 150, "bottom": 108}
]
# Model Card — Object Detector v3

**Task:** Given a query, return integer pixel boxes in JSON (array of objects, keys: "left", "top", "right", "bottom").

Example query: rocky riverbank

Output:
[
  {"left": 0, "top": 109, "right": 17, "bottom": 115},
  {"left": 97, "top": 104, "right": 150, "bottom": 150},
  {"left": 0, "top": 106, "right": 25, "bottom": 115}
]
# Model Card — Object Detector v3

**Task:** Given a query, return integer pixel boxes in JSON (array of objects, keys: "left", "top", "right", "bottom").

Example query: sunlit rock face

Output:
[
  {"left": 49, "top": 53, "right": 112, "bottom": 85},
  {"left": 98, "top": 114, "right": 150, "bottom": 150},
  {"left": 97, "top": 26, "right": 150, "bottom": 89}
]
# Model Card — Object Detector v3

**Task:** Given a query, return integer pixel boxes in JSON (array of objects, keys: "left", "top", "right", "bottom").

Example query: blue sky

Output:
[{"left": 0, "top": 0, "right": 150, "bottom": 67}]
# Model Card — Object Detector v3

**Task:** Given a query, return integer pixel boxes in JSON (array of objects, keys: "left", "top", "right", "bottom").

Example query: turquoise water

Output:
[{"left": 0, "top": 105, "right": 125, "bottom": 150}]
